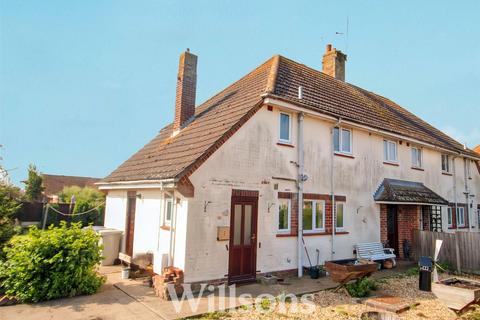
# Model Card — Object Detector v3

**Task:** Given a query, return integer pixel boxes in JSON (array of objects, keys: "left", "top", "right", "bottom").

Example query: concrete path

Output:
[{"left": 0, "top": 262, "right": 415, "bottom": 320}]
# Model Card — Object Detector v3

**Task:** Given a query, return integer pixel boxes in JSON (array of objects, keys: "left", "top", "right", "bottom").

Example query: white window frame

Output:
[
  {"left": 278, "top": 112, "right": 292, "bottom": 144},
  {"left": 335, "top": 202, "right": 346, "bottom": 231},
  {"left": 277, "top": 198, "right": 291, "bottom": 233},
  {"left": 303, "top": 200, "right": 326, "bottom": 233},
  {"left": 456, "top": 207, "right": 466, "bottom": 227},
  {"left": 163, "top": 196, "right": 173, "bottom": 226},
  {"left": 411, "top": 146, "right": 423, "bottom": 168},
  {"left": 383, "top": 139, "right": 398, "bottom": 163},
  {"left": 441, "top": 154, "right": 451, "bottom": 173},
  {"left": 333, "top": 127, "right": 353, "bottom": 155},
  {"left": 447, "top": 207, "right": 453, "bottom": 228}
]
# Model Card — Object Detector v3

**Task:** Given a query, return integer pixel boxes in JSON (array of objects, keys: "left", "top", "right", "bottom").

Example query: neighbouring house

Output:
[
  {"left": 98, "top": 45, "right": 480, "bottom": 285},
  {"left": 42, "top": 174, "right": 101, "bottom": 203}
]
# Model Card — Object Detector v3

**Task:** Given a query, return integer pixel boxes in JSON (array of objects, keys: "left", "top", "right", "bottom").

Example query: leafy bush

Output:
[
  {"left": 346, "top": 277, "right": 378, "bottom": 297},
  {"left": 0, "top": 222, "right": 105, "bottom": 302},
  {"left": 0, "top": 183, "right": 22, "bottom": 253},
  {"left": 56, "top": 186, "right": 105, "bottom": 226}
]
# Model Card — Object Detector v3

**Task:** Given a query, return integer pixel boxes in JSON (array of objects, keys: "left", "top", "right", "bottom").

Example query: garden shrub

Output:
[
  {"left": 0, "top": 222, "right": 105, "bottom": 302},
  {"left": 346, "top": 277, "right": 377, "bottom": 297}
]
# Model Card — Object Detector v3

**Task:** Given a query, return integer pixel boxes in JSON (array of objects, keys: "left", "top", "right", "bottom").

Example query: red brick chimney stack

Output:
[
  {"left": 322, "top": 44, "right": 347, "bottom": 81},
  {"left": 173, "top": 49, "right": 197, "bottom": 131}
]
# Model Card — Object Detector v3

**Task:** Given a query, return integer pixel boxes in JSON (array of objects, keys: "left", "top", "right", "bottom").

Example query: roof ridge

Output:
[{"left": 265, "top": 55, "right": 281, "bottom": 94}]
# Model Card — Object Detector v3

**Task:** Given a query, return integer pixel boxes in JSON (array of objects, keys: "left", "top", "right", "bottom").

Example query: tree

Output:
[
  {"left": 23, "top": 164, "right": 44, "bottom": 202},
  {"left": 57, "top": 186, "right": 105, "bottom": 226},
  {"left": 0, "top": 183, "right": 22, "bottom": 250}
]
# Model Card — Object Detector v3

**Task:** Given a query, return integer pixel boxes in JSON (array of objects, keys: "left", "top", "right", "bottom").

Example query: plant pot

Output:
[
  {"left": 121, "top": 267, "right": 130, "bottom": 280},
  {"left": 309, "top": 266, "right": 320, "bottom": 279}
]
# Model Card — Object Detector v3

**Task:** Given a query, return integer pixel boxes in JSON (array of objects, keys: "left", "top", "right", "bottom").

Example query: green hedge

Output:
[{"left": 0, "top": 222, "right": 105, "bottom": 302}]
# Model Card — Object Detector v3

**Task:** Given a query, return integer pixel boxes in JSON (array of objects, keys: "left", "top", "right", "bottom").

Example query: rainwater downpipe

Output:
[
  {"left": 463, "top": 158, "right": 471, "bottom": 232},
  {"left": 453, "top": 157, "right": 458, "bottom": 232},
  {"left": 331, "top": 118, "right": 342, "bottom": 260},
  {"left": 297, "top": 111, "right": 305, "bottom": 278}
]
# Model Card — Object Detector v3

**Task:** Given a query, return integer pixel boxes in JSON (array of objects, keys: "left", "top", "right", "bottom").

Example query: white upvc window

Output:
[
  {"left": 447, "top": 207, "right": 453, "bottom": 228},
  {"left": 441, "top": 154, "right": 451, "bottom": 173},
  {"left": 278, "top": 198, "right": 291, "bottom": 233},
  {"left": 279, "top": 112, "right": 291, "bottom": 143},
  {"left": 411, "top": 147, "right": 423, "bottom": 168},
  {"left": 303, "top": 200, "right": 325, "bottom": 232},
  {"left": 333, "top": 127, "right": 352, "bottom": 154},
  {"left": 456, "top": 207, "right": 466, "bottom": 227},
  {"left": 383, "top": 139, "right": 398, "bottom": 163},
  {"left": 336, "top": 202, "right": 345, "bottom": 231},
  {"left": 163, "top": 196, "right": 173, "bottom": 226}
]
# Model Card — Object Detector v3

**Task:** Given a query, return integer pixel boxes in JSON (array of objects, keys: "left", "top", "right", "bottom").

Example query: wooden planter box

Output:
[
  {"left": 432, "top": 278, "right": 480, "bottom": 311},
  {"left": 325, "top": 258, "right": 377, "bottom": 284}
]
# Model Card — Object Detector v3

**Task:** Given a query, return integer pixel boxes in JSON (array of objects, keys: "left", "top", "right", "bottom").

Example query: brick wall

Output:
[
  {"left": 322, "top": 44, "right": 347, "bottom": 81},
  {"left": 173, "top": 50, "right": 197, "bottom": 130},
  {"left": 380, "top": 204, "right": 420, "bottom": 259}
]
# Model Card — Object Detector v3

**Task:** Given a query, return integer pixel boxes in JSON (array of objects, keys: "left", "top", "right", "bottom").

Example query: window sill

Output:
[
  {"left": 334, "top": 152, "right": 354, "bottom": 159},
  {"left": 160, "top": 225, "right": 171, "bottom": 231},
  {"left": 276, "top": 233, "right": 296, "bottom": 237},
  {"left": 383, "top": 161, "right": 399, "bottom": 167},
  {"left": 275, "top": 231, "right": 349, "bottom": 237},
  {"left": 442, "top": 172, "right": 453, "bottom": 176},
  {"left": 277, "top": 142, "right": 294, "bottom": 148},
  {"left": 411, "top": 167, "right": 424, "bottom": 171}
]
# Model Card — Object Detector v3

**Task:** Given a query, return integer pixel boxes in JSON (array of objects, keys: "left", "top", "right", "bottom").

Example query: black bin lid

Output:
[{"left": 419, "top": 256, "right": 432, "bottom": 267}]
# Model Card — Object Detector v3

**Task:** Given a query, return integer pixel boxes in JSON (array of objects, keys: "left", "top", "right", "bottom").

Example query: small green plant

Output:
[
  {"left": 345, "top": 277, "right": 378, "bottom": 297},
  {"left": 405, "top": 266, "right": 420, "bottom": 276},
  {"left": 260, "top": 297, "right": 272, "bottom": 310},
  {"left": 0, "top": 222, "right": 105, "bottom": 302}
]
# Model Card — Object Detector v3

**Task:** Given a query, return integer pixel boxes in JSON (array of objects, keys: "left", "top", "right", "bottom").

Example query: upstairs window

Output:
[
  {"left": 303, "top": 200, "right": 325, "bottom": 232},
  {"left": 383, "top": 140, "right": 398, "bottom": 163},
  {"left": 441, "top": 154, "right": 451, "bottom": 173},
  {"left": 411, "top": 147, "right": 423, "bottom": 168},
  {"left": 278, "top": 199, "right": 291, "bottom": 232},
  {"left": 279, "top": 113, "right": 291, "bottom": 143},
  {"left": 333, "top": 127, "right": 352, "bottom": 154}
]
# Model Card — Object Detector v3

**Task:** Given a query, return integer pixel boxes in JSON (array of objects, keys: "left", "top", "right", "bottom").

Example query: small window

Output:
[
  {"left": 447, "top": 207, "right": 453, "bottom": 227},
  {"left": 164, "top": 196, "right": 173, "bottom": 225},
  {"left": 441, "top": 154, "right": 451, "bottom": 173},
  {"left": 278, "top": 199, "right": 291, "bottom": 232},
  {"left": 412, "top": 147, "right": 422, "bottom": 168},
  {"left": 336, "top": 202, "right": 345, "bottom": 230},
  {"left": 279, "top": 113, "right": 291, "bottom": 143},
  {"left": 333, "top": 127, "right": 352, "bottom": 154},
  {"left": 456, "top": 207, "right": 465, "bottom": 227},
  {"left": 303, "top": 200, "right": 325, "bottom": 232},
  {"left": 383, "top": 140, "right": 398, "bottom": 163}
]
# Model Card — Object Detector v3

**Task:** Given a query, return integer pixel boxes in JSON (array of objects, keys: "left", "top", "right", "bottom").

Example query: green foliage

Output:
[
  {"left": 0, "top": 222, "right": 105, "bottom": 302},
  {"left": 56, "top": 186, "right": 105, "bottom": 226},
  {"left": 346, "top": 277, "right": 378, "bottom": 298},
  {"left": 23, "top": 164, "right": 44, "bottom": 201},
  {"left": 405, "top": 266, "right": 420, "bottom": 276},
  {"left": 0, "top": 183, "right": 22, "bottom": 251}
]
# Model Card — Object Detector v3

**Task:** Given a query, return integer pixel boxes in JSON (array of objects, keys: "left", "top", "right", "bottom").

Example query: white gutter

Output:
[
  {"left": 96, "top": 179, "right": 176, "bottom": 190},
  {"left": 375, "top": 201, "right": 449, "bottom": 206},
  {"left": 263, "top": 96, "right": 480, "bottom": 161},
  {"left": 297, "top": 112, "right": 305, "bottom": 278}
]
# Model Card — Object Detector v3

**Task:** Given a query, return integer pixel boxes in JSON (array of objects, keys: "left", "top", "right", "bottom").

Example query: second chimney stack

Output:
[
  {"left": 174, "top": 49, "right": 197, "bottom": 131},
  {"left": 322, "top": 44, "right": 347, "bottom": 81}
]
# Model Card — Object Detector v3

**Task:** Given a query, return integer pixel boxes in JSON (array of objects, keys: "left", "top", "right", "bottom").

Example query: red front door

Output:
[
  {"left": 228, "top": 191, "right": 258, "bottom": 284},
  {"left": 125, "top": 192, "right": 136, "bottom": 256}
]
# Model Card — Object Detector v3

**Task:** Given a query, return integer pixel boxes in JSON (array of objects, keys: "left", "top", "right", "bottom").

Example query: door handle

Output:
[{"left": 251, "top": 234, "right": 256, "bottom": 241}]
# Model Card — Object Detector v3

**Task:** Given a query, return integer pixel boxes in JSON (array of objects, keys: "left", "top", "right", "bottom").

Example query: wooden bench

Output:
[{"left": 355, "top": 242, "right": 396, "bottom": 267}]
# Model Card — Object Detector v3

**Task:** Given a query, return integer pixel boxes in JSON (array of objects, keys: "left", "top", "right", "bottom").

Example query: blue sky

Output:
[{"left": 1, "top": 0, "right": 479, "bottom": 186}]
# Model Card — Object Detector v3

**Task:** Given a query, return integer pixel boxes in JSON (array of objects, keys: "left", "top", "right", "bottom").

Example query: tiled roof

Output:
[
  {"left": 373, "top": 178, "right": 448, "bottom": 205},
  {"left": 42, "top": 174, "right": 101, "bottom": 196},
  {"left": 102, "top": 55, "right": 479, "bottom": 183},
  {"left": 474, "top": 145, "right": 480, "bottom": 154}
]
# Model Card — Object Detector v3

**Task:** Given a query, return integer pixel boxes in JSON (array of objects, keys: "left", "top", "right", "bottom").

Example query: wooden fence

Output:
[{"left": 412, "top": 230, "right": 480, "bottom": 275}]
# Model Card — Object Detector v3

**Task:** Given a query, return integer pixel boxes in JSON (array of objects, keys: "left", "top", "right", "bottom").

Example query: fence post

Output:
[{"left": 454, "top": 232, "right": 461, "bottom": 273}]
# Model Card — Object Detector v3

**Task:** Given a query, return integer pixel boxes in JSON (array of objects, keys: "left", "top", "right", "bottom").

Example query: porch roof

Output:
[{"left": 373, "top": 178, "right": 449, "bottom": 205}]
